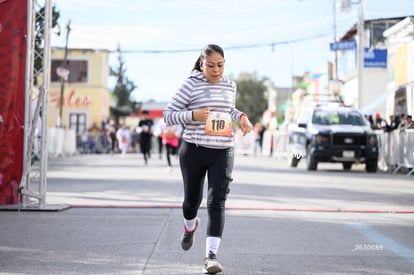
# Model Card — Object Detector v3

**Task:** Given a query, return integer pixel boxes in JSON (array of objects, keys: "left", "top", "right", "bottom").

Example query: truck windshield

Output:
[{"left": 312, "top": 110, "right": 367, "bottom": 126}]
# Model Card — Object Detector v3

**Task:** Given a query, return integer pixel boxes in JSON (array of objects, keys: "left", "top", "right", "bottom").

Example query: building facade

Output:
[
  {"left": 334, "top": 17, "right": 405, "bottom": 116},
  {"left": 48, "top": 47, "right": 112, "bottom": 134},
  {"left": 384, "top": 16, "right": 414, "bottom": 117}
]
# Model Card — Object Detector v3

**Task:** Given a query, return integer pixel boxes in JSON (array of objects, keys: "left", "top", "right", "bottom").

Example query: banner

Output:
[{"left": 0, "top": 0, "right": 27, "bottom": 204}]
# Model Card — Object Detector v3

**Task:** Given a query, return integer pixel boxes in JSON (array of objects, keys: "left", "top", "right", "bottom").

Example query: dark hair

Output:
[{"left": 192, "top": 44, "right": 225, "bottom": 72}]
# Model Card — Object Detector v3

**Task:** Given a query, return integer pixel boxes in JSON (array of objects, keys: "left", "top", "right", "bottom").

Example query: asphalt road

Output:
[{"left": 1, "top": 152, "right": 413, "bottom": 274}]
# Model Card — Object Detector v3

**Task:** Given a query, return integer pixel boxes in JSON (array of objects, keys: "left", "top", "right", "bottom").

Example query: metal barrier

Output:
[
  {"left": 48, "top": 127, "right": 77, "bottom": 157},
  {"left": 246, "top": 128, "right": 414, "bottom": 176},
  {"left": 52, "top": 126, "right": 414, "bottom": 176},
  {"left": 389, "top": 129, "right": 414, "bottom": 176},
  {"left": 406, "top": 130, "right": 414, "bottom": 176},
  {"left": 376, "top": 130, "right": 388, "bottom": 171},
  {"left": 234, "top": 129, "right": 256, "bottom": 155},
  {"left": 77, "top": 132, "right": 111, "bottom": 154},
  {"left": 374, "top": 129, "right": 414, "bottom": 175},
  {"left": 272, "top": 131, "right": 291, "bottom": 160}
]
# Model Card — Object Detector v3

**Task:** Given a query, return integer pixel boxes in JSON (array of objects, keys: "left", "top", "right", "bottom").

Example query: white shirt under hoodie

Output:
[{"left": 163, "top": 71, "right": 245, "bottom": 149}]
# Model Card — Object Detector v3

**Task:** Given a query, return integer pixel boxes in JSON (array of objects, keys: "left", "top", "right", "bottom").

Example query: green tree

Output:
[
  {"left": 234, "top": 72, "right": 268, "bottom": 124},
  {"left": 110, "top": 45, "right": 138, "bottom": 122}
]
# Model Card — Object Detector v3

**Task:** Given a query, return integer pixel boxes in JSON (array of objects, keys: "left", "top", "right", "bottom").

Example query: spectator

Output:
[
  {"left": 385, "top": 114, "right": 399, "bottom": 132},
  {"left": 88, "top": 122, "right": 100, "bottom": 153},
  {"left": 373, "top": 112, "right": 386, "bottom": 130},
  {"left": 79, "top": 129, "right": 89, "bottom": 153},
  {"left": 254, "top": 123, "right": 265, "bottom": 155},
  {"left": 366, "top": 115, "right": 375, "bottom": 130},
  {"left": 405, "top": 115, "right": 414, "bottom": 129},
  {"left": 105, "top": 119, "right": 118, "bottom": 154}
]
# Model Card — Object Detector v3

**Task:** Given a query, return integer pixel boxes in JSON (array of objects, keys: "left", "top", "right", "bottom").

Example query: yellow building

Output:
[{"left": 48, "top": 47, "right": 112, "bottom": 134}]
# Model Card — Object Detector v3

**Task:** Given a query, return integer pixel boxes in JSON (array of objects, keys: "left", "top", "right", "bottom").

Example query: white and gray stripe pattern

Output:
[{"left": 163, "top": 71, "right": 244, "bottom": 149}]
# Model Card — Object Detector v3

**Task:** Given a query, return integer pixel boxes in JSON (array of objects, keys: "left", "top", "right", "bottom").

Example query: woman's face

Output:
[{"left": 201, "top": 51, "right": 225, "bottom": 83}]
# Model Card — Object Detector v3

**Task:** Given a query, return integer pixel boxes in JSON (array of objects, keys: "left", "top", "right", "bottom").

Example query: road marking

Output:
[
  {"left": 66, "top": 204, "right": 414, "bottom": 214},
  {"left": 349, "top": 222, "right": 414, "bottom": 264}
]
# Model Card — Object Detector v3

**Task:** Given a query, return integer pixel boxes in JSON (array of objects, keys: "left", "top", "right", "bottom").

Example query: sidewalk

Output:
[{"left": 1, "top": 153, "right": 413, "bottom": 274}]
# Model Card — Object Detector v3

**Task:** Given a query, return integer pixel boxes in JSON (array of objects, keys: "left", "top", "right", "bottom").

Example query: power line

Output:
[{"left": 118, "top": 32, "right": 332, "bottom": 54}]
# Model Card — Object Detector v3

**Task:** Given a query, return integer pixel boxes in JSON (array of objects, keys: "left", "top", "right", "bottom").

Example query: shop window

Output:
[
  {"left": 69, "top": 113, "right": 87, "bottom": 134},
  {"left": 369, "top": 20, "right": 400, "bottom": 48},
  {"left": 394, "top": 88, "right": 407, "bottom": 116},
  {"left": 51, "top": 59, "right": 88, "bottom": 83}
]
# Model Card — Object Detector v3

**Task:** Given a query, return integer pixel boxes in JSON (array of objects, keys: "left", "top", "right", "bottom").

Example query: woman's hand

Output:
[
  {"left": 192, "top": 107, "right": 210, "bottom": 122},
  {"left": 240, "top": 115, "right": 253, "bottom": 136}
]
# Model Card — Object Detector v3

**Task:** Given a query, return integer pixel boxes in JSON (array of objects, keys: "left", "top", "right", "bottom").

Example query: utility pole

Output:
[
  {"left": 333, "top": 0, "right": 338, "bottom": 80},
  {"left": 357, "top": 0, "right": 364, "bottom": 109},
  {"left": 58, "top": 20, "right": 71, "bottom": 127}
]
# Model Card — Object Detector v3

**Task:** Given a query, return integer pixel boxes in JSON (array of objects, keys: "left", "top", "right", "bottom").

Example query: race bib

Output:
[{"left": 205, "top": 112, "right": 232, "bottom": 137}]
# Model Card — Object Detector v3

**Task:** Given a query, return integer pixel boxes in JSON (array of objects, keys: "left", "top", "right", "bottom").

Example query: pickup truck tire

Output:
[
  {"left": 366, "top": 160, "right": 378, "bottom": 173},
  {"left": 306, "top": 145, "right": 317, "bottom": 171},
  {"left": 342, "top": 162, "right": 352, "bottom": 170}
]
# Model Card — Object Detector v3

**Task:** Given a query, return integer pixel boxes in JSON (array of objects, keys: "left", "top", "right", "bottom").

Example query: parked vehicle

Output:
[{"left": 288, "top": 104, "right": 379, "bottom": 172}]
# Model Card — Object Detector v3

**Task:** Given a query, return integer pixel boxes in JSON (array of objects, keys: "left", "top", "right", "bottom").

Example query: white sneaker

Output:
[{"left": 203, "top": 251, "right": 222, "bottom": 274}]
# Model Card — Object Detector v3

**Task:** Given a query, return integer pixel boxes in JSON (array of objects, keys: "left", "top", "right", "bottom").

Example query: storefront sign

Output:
[
  {"left": 50, "top": 90, "right": 92, "bottom": 108},
  {"left": 364, "top": 48, "right": 387, "bottom": 68},
  {"left": 330, "top": 39, "right": 356, "bottom": 51}
]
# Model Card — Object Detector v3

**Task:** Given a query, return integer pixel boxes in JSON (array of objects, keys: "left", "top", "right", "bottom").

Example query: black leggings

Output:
[
  {"left": 165, "top": 144, "right": 177, "bottom": 166},
  {"left": 179, "top": 141, "right": 234, "bottom": 237}
]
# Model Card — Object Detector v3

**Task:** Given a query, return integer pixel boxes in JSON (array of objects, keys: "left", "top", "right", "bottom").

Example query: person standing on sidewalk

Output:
[
  {"left": 163, "top": 44, "right": 253, "bottom": 274},
  {"left": 105, "top": 119, "right": 118, "bottom": 154}
]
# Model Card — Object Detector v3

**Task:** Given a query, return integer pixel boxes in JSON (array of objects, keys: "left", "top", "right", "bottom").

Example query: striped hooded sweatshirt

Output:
[{"left": 163, "top": 70, "right": 245, "bottom": 149}]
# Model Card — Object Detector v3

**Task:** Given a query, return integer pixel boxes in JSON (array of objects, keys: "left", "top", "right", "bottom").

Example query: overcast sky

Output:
[{"left": 52, "top": 0, "right": 414, "bottom": 102}]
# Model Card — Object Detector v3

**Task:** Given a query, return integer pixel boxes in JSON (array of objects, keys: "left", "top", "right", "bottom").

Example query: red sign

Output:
[
  {"left": 50, "top": 89, "right": 92, "bottom": 108},
  {"left": 134, "top": 109, "right": 163, "bottom": 119},
  {"left": 0, "top": 0, "right": 27, "bottom": 204}
]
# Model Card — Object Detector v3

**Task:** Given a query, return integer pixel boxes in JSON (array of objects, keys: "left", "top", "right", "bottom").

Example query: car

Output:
[{"left": 288, "top": 104, "right": 379, "bottom": 172}]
